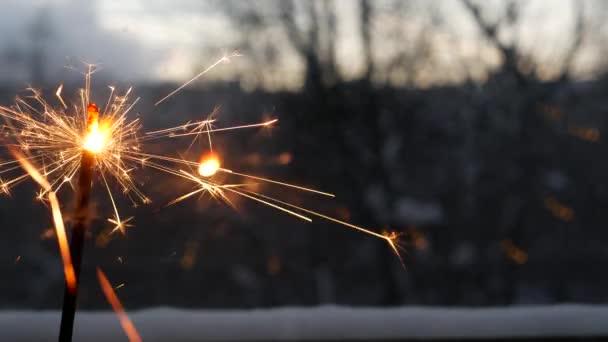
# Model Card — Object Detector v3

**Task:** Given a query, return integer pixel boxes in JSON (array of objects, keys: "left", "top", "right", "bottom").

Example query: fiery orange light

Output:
[
  {"left": 198, "top": 153, "right": 220, "bottom": 177},
  {"left": 9, "top": 148, "right": 76, "bottom": 292},
  {"left": 97, "top": 268, "right": 142, "bottom": 342},
  {"left": 140, "top": 106, "right": 404, "bottom": 264},
  {"left": 83, "top": 103, "right": 111, "bottom": 154},
  {"left": 501, "top": 240, "right": 528, "bottom": 265},
  {"left": 49, "top": 192, "right": 77, "bottom": 292}
]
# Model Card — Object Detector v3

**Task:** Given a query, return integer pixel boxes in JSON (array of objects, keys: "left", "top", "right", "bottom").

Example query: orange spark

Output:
[
  {"left": 276, "top": 152, "right": 292, "bottom": 165},
  {"left": 180, "top": 241, "right": 199, "bottom": 270},
  {"left": 236, "top": 188, "right": 404, "bottom": 265},
  {"left": 501, "top": 240, "right": 528, "bottom": 265},
  {"left": 406, "top": 228, "right": 428, "bottom": 251},
  {"left": 50, "top": 191, "right": 77, "bottom": 292},
  {"left": 198, "top": 153, "right": 220, "bottom": 177},
  {"left": 97, "top": 268, "right": 142, "bottom": 342},
  {"left": 568, "top": 126, "right": 600, "bottom": 142},
  {"left": 9, "top": 148, "right": 76, "bottom": 292},
  {"left": 545, "top": 197, "right": 574, "bottom": 222},
  {"left": 40, "top": 228, "right": 55, "bottom": 240}
]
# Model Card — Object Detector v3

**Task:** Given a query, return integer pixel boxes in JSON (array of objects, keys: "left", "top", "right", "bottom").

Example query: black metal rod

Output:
[{"left": 58, "top": 151, "right": 95, "bottom": 342}]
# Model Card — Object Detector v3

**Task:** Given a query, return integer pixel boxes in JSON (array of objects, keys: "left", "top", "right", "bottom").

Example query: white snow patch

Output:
[{"left": 0, "top": 305, "right": 607, "bottom": 341}]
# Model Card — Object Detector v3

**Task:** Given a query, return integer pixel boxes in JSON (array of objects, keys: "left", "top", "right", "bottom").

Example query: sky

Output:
[{"left": 0, "top": 0, "right": 597, "bottom": 88}]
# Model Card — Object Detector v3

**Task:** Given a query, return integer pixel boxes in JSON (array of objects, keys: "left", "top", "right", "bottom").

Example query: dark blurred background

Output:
[{"left": 1, "top": 0, "right": 608, "bottom": 310}]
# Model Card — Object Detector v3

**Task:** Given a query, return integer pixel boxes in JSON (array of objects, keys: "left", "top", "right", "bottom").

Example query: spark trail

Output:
[{"left": 97, "top": 268, "right": 142, "bottom": 342}]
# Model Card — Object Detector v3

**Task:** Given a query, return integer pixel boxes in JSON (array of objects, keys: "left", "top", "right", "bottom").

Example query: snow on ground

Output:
[{"left": 1, "top": 304, "right": 607, "bottom": 341}]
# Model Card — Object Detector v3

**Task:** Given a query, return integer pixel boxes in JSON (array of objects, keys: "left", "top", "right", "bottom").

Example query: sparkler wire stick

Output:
[{"left": 58, "top": 105, "right": 98, "bottom": 342}]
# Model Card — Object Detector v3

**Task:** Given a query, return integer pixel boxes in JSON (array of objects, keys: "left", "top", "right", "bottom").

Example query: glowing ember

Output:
[
  {"left": 198, "top": 154, "right": 220, "bottom": 177},
  {"left": 82, "top": 104, "right": 110, "bottom": 153}
]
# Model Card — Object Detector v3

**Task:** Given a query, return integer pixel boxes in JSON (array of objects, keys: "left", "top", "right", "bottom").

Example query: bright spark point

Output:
[
  {"left": 109, "top": 216, "right": 134, "bottom": 235},
  {"left": 198, "top": 154, "right": 220, "bottom": 177},
  {"left": 0, "top": 179, "right": 9, "bottom": 195},
  {"left": 82, "top": 104, "right": 111, "bottom": 153}
]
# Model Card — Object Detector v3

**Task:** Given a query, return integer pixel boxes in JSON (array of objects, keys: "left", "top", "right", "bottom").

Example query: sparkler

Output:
[
  {"left": 0, "top": 65, "right": 149, "bottom": 341},
  {"left": 58, "top": 103, "right": 96, "bottom": 342},
  {"left": 0, "top": 55, "right": 245, "bottom": 341},
  {"left": 0, "top": 53, "right": 403, "bottom": 341},
  {"left": 8, "top": 58, "right": 402, "bottom": 262},
  {"left": 0, "top": 66, "right": 148, "bottom": 231}
]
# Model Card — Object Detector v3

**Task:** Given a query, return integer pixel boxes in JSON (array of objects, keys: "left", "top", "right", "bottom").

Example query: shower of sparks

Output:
[
  {"left": 0, "top": 65, "right": 148, "bottom": 235},
  {"left": 142, "top": 114, "right": 404, "bottom": 263},
  {"left": 0, "top": 54, "right": 246, "bottom": 236},
  {"left": 97, "top": 268, "right": 142, "bottom": 342},
  {"left": 146, "top": 50, "right": 405, "bottom": 262}
]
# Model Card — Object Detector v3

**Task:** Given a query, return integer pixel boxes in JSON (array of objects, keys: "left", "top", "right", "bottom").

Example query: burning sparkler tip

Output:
[
  {"left": 83, "top": 102, "right": 112, "bottom": 153},
  {"left": 198, "top": 153, "right": 221, "bottom": 177}
]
